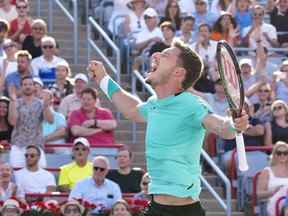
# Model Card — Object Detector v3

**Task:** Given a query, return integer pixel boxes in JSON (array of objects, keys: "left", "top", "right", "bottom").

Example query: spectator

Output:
[
  {"left": 68, "top": 87, "right": 116, "bottom": 145},
  {"left": 58, "top": 137, "right": 93, "bottom": 192},
  {"left": 264, "top": 100, "right": 288, "bottom": 145},
  {"left": 22, "top": 19, "right": 47, "bottom": 59},
  {"left": 192, "top": 0, "right": 218, "bottom": 29},
  {"left": 257, "top": 141, "right": 288, "bottom": 216},
  {"left": 0, "top": 96, "right": 12, "bottom": 145},
  {"left": 5, "top": 50, "right": 33, "bottom": 97},
  {"left": 0, "top": 19, "right": 10, "bottom": 57},
  {"left": 211, "top": 0, "right": 233, "bottom": 17},
  {"left": 31, "top": 36, "right": 67, "bottom": 86},
  {"left": 60, "top": 200, "right": 84, "bottom": 216},
  {"left": 15, "top": 145, "right": 56, "bottom": 195},
  {"left": 146, "top": 0, "right": 167, "bottom": 17},
  {"left": 49, "top": 61, "right": 73, "bottom": 107},
  {"left": 160, "top": 0, "right": 182, "bottom": 31},
  {"left": 242, "top": 4, "right": 278, "bottom": 49},
  {"left": 134, "top": 172, "right": 151, "bottom": 200},
  {"left": 178, "top": 0, "right": 196, "bottom": 15},
  {"left": 110, "top": 199, "right": 131, "bottom": 216},
  {"left": 0, "top": 0, "right": 17, "bottom": 23},
  {"left": 274, "top": 60, "right": 288, "bottom": 103},
  {"left": 107, "top": 147, "right": 144, "bottom": 193},
  {"left": 8, "top": 76, "right": 53, "bottom": 168},
  {"left": 58, "top": 73, "right": 88, "bottom": 118},
  {"left": 32, "top": 77, "right": 43, "bottom": 98},
  {"left": 69, "top": 155, "right": 122, "bottom": 214},
  {"left": 176, "top": 16, "right": 195, "bottom": 45},
  {"left": 41, "top": 89, "right": 66, "bottom": 148},
  {"left": 9, "top": 0, "right": 32, "bottom": 45},
  {"left": 267, "top": 0, "right": 288, "bottom": 47},
  {"left": 0, "top": 199, "right": 23, "bottom": 216},
  {"left": 0, "top": 39, "right": 17, "bottom": 79},
  {"left": 211, "top": 11, "right": 240, "bottom": 46}
]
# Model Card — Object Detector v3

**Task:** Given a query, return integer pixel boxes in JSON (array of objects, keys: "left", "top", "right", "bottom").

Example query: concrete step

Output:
[{"left": 202, "top": 199, "right": 238, "bottom": 211}]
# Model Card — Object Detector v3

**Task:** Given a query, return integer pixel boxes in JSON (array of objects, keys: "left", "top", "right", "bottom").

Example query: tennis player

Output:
[{"left": 88, "top": 40, "right": 248, "bottom": 216}]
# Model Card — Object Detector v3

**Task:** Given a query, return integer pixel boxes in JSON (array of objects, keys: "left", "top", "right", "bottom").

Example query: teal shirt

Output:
[{"left": 138, "top": 92, "right": 212, "bottom": 199}]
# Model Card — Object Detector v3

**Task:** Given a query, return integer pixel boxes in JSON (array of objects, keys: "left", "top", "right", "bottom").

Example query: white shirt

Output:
[
  {"left": 0, "top": 57, "right": 17, "bottom": 78},
  {"left": 276, "top": 80, "right": 288, "bottom": 103},
  {"left": 15, "top": 168, "right": 56, "bottom": 193},
  {"left": 0, "top": 6, "right": 17, "bottom": 22},
  {"left": 242, "top": 23, "right": 278, "bottom": 49},
  {"left": 69, "top": 177, "right": 122, "bottom": 213},
  {"left": 190, "top": 40, "right": 218, "bottom": 63},
  {"left": 128, "top": 11, "right": 145, "bottom": 34},
  {"left": 134, "top": 26, "right": 163, "bottom": 45},
  {"left": 203, "top": 93, "right": 228, "bottom": 116},
  {"left": 178, "top": 0, "right": 196, "bottom": 15}
]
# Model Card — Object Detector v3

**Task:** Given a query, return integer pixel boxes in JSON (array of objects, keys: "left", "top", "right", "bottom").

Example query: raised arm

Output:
[
  {"left": 8, "top": 86, "right": 18, "bottom": 127},
  {"left": 88, "top": 61, "right": 145, "bottom": 123}
]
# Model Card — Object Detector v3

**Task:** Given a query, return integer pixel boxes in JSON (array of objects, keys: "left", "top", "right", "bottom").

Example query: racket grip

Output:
[{"left": 235, "top": 133, "right": 249, "bottom": 172}]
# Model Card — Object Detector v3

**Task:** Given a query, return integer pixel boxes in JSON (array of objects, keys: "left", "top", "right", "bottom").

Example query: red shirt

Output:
[
  {"left": 68, "top": 107, "right": 115, "bottom": 145},
  {"left": 9, "top": 18, "right": 32, "bottom": 41}
]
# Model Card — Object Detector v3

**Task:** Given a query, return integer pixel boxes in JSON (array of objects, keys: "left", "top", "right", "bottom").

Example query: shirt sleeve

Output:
[
  {"left": 31, "top": 59, "right": 39, "bottom": 77},
  {"left": 58, "top": 98, "right": 69, "bottom": 117},
  {"left": 112, "top": 183, "right": 122, "bottom": 204},
  {"left": 69, "top": 181, "right": 83, "bottom": 200},
  {"left": 46, "top": 172, "right": 56, "bottom": 186},
  {"left": 58, "top": 167, "right": 69, "bottom": 186},
  {"left": 191, "top": 97, "right": 213, "bottom": 128}
]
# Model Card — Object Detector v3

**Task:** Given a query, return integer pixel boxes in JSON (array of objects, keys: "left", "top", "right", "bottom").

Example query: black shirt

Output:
[
  {"left": 271, "top": 120, "right": 288, "bottom": 144},
  {"left": 270, "top": 7, "right": 288, "bottom": 44},
  {"left": 0, "top": 125, "right": 13, "bottom": 142},
  {"left": 22, "top": 35, "right": 42, "bottom": 59}
]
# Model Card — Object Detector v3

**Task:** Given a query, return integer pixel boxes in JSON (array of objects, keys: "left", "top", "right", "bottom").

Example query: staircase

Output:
[{"left": 29, "top": 1, "right": 244, "bottom": 215}]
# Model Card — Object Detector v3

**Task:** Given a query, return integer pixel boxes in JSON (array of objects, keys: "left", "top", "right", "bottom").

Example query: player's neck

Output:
[{"left": 155, "top": 84, "right": 181, "bottom": 99}]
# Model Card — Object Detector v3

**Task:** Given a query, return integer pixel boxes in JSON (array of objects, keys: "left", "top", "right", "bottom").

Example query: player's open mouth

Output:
[{"left": 150, "top": 57, "right": 159, "bottom": 73}]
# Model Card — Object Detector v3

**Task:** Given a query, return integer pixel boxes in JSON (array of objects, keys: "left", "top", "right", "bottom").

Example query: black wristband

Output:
[{"left": 94, "top": 119, "right": 98, "bottom": 128}]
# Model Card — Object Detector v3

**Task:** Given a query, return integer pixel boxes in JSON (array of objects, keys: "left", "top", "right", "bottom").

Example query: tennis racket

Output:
[{"left": 216, "top": 40, "right": 248, "bottom": 172}]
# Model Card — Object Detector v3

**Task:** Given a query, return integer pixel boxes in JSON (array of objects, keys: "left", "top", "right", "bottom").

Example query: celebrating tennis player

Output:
[{"left": 88, "top": 40, "right": 248, "bottom": 216}]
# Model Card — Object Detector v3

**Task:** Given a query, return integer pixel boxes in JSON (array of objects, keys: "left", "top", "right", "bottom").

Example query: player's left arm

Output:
[{"left": 202, "top": 113, "right": 249, "bottom": 139}]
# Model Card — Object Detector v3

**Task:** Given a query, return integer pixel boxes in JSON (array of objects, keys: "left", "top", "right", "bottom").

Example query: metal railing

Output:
[
  {"left": 87, "top": 16, "right": 121, "bottom": 83},
  {"left": 47, "top": 0, "right": 79, "bottom": 64}
]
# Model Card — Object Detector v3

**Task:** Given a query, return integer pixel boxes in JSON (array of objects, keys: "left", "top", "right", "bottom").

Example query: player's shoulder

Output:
[{"left": 184, "top": 91, "right": 213, "bottom": 109}]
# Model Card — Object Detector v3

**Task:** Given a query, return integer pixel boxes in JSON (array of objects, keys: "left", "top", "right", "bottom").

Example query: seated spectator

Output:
[
  {"left": 0, "top": 19, "right": 10, "bottom": 57},
  {"left": 49, "top": 61, "right": 73, "bottom": 107},
  {"left": 69, "top": 156, "right": 122, "bottom": 214},
  {"left": 0, "top": 96, "right": 13, "bottom": 145},
  {"left": 273, "top": 60, "right": 288, "bottom": 103},
  {"left": 0, "top": 163, "right": 24, "bottom": 202},
  {"left": 58, "top": 73, "right": 96, "bottom": 118},
  {"left": 242, "top": 4, "right": 278, "bottom": 49},
  {"left": 41, "top": 89, "right": 66, "bottom": 149},
  {"left": 9, "top": 0, "right": 32, "bottom": 45},
  {"left": 176, "top": 16, "right": 195, "bottom": 44},
  {"left": 68, "top": 87, "right": 116, "bottom": 145},
  {"left": 5, "top": 50, "right": 33, "bottom": 97},
  {"left": 60, "top": 200, "right": 85, "bottom": 216},
  {"left": 0, "top": 39, "right": 18, "bottom": 79},
  {"left": 211, "top": 11, "right": 240, "bottom": 46},
  {"left": 0, "top": 0, "right": 17, "bottom": 23},
  {"left": 32, "top": 77, "right": 43, "bottom": 98},
  {"left": 1, "top": 199, "right": 23, "bottom": 216},
  {"left": 31, "top": 36, "right": 67, "bottom": 86},
  {"left": 110, "top": 199, "right": 131, "bottom": 216},
  {"left": 146, "top": 0, "right": 167, "bottom": 17},
  {"left": 178, "top": 0, "right": 196, "bottom": 15},
  {"left": 267, "top": 0, "right": 288, "bottom": 47},
  {"left": 58, "top": 137, "right": 92, "bottom": 192},
  {"left": 107, "top": 147, "right": 144, "bottom": 193},
  {"left": 8, "top": 76, "right": 53, "bottom": 168},
  {"left": 22, "top": 19, "right": 47, "bottom": 59},
  {"left": 15, "top": 145, "right": 56, "bottom": 195},
  {"left": 257, "top": 141, "right": 288, "bottom": 216},
  {"left": 160, "top": 0, "right": 182, "bottom": 31},
  {"left": 192, "top": 0, "right": 218, "bottom": 29},
  {"left": 264, "top": 100, "right": 288, "bottom": 145},
  {"left": 134, "top": 172, "right": 151, "bottom": 200}
]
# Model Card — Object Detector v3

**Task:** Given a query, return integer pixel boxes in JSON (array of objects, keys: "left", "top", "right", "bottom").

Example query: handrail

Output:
[
  {"left": 48, "top": 0, "right": 78, "bottom": 64},
  {"left": 234, "top": 47, "right": 288, "bottom": 52},
  {"left": 87, "top": 16, "right": 121, "bottom": 84}
]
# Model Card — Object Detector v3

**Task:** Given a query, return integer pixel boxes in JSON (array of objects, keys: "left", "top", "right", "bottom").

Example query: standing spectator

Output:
[
  {"left": 0, "top": 199, "right": 23, "bottom": 216},
  {"left": 0, "top": 0, "right": 17, "bottom": 23},
  {"left": 8, "top": 76, "right": 53, "bottom": 167},
  {"left": 146, "top": 0, "right": 167, "bottom": 17},
  {"left": 14, "top": 145, "right": 56, "bottom": 194},
  {"left": 264, "top": 100, "right": 288, "bottom": 145},
  {"left": 160, "top": 0, "right": 182, "bottom": 31},
  {"left": 0, "top": 96, "right": 12, "bottom": 145},
  {"left": 192, "top": 0, "right": 218, "bottom": 29},
  {"left": 107, "top": 147, "right": 144, "bottom": 193},
  {"left": 178, "top": 0, "right": 195, "bottom": 15},
  {"left": 274, "top": 60, "right": 288, "bottom": 103},
  {"left": 176, "top": 16, "right": 195, "bottom": 44},
  {"left": 69, "top": 156, "right": 122, "bottom": 214},
  {"left": 58, "top": 137, "right": 93, "bottom": 192},
  {"left": 60, "top": 200, "right": 84, "bottom": 216},
  {"left": 211, "top": 0, "right": 233, "bottom": 17},
  {"left": 0, "top": 20, "right": 10, "bottom": 58},
  {"left": 9, "top": 0, "right": 32, "bottom": 45},
  {"left": 242, "top": 4, "right": 278, "bottom": 49},
  {"left": 110, "top": 199, "right": 132, "bottom": 216},
  {"left": 68, "top": 87, "right": 117, "bottom": 145},
  {"left": 31, "top": 36, "right": 67, "bottom": 86},
  {"left": 0, "top": 39, "right": 17, "bottom": 79},
  {"left": 22, "top": 19, "right": 47, "bottom": 59}
]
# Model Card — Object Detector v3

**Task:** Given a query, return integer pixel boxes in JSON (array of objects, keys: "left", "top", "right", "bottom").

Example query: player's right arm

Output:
[{"left": 88, "top": 60, "right": 145, "bottom": 123}]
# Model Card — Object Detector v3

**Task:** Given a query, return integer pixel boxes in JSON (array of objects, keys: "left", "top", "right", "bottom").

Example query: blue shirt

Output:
[
  {"left": 192, "top": 12, "right": 218, "bottom": 29},
  {"left": 5, "top": 71, "right": 34, "bottom": 93},
  {"left": 138, "top": 92, "right": 211, "bottom": 199},
  {"left": 235, "top": 10, "right": 252, "bottom": 37}
]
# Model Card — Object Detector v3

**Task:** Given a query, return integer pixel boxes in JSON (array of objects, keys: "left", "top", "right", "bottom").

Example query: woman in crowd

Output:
[
  {"left": 160, "top": 0, "right": 182, "bottom": 31},
  {"left": 257, "top": 141, "right": 288, "bottom": 216},
  {"left": 60, "top": 200, "right": 85, "bottom": 216},
  {"left": 134, "top": 172, "right": 151, "bottom": 200},
  {"left": 264, "top": 100, "right": 288, "bottom": 145},
  {"left": 0, "top": 96, "right": 12, "bottom": 146},
  {"left": 0, "top": 39, "right": 17, "bottom": 79},
  {"left": 211, "top": 0, "right": 233, "bottom": 17},
  {"left": 110, "top": 199, "right": 131, "bottom": 216}
]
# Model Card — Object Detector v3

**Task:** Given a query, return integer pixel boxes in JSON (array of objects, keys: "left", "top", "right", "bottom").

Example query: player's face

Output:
[{"left": 146, "top": 47, "right": 180, "bottom": 87}]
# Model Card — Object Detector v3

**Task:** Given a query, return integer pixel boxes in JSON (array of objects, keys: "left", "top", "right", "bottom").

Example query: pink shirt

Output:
[{"left": 68, "top": 107, "right": 115, "bottom": 145}]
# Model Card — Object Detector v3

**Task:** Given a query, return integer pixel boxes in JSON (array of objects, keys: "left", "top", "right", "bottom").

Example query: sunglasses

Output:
[
  {"left": 273, "top": 106, "right": 283, "bottom": 111},
  {"left": 3, "top": 44, "right": 15, "bottom": 49},
  {"left": 258, "top": 89, "right": 270, "bottom": 93},
  {"left": 42, "top": 45, "right": 54, "bottom": 49},
  {"left": 24, "top": 153, "right": 38, "bottom": 158},
  {"left": 253, "top": 13, "right": 263, "bottom": 17},
  {"left": 196, "top": 2, "right": 205, "bottom": 5},
  {"left": 32, "top": 27, "right": 44, "bottom": 31},
  {"left": 275, "top": 151, "right": 288, "bottom": 156},
  {"left": 93, "top": 166, "right": 106, "bottom": 172},
  {"left": 16, "top": 5, "right": 28, "bottom": 9}
]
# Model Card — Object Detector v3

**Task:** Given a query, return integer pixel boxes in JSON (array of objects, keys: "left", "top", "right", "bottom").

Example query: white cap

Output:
[
  {"left": 56, "top": 60, "right": 69, "bottom": 69},
  {"left": 33, "top": 77, "right": 44, "bottom": 87},
  {"left": 2, "top": 199, "right": 22, "bottom": 213},
  {"left": 143, "top": 8, "right": 158, "bottom": 17},
  {"left": 74, "top": 73, "right": 88, "bottom": 83},
  {"left": 73, "top": 137, "right": 90, "bottom": 148},
  {"left": 239, "top": 58, "right": 253, "bottom": 67}
]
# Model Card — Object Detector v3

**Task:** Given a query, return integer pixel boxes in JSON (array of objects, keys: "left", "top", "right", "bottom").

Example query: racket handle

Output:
[{"left": 235, "top": 133, "right": 249, "bottom": 172}]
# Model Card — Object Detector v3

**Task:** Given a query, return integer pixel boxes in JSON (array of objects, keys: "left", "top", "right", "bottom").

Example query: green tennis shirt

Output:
[{"left": 137, "top": 91, "right": 212, "bottom": 199}]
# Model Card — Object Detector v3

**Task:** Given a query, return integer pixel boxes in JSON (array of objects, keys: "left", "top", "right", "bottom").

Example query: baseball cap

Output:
[
  {"left": 239, "top": 58, "right": 253, "bottom": 67},
  {"left": 282, "top": 59, "right": 288, "bottom": 65},
  {"left": 74, "top": 73, "right": 88, "bottom": 83},
  {"left": 2, "top": 199, "right": 22, "bottom": 213},
  {"left": 33, "top": 77, "right": 44, "bottom": 87},
  {"left": 143, "top": 8, "right": 158, "bottom": 18},
  {"left": 73, "top": 137, "right": 90, "bottom": 148}
]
